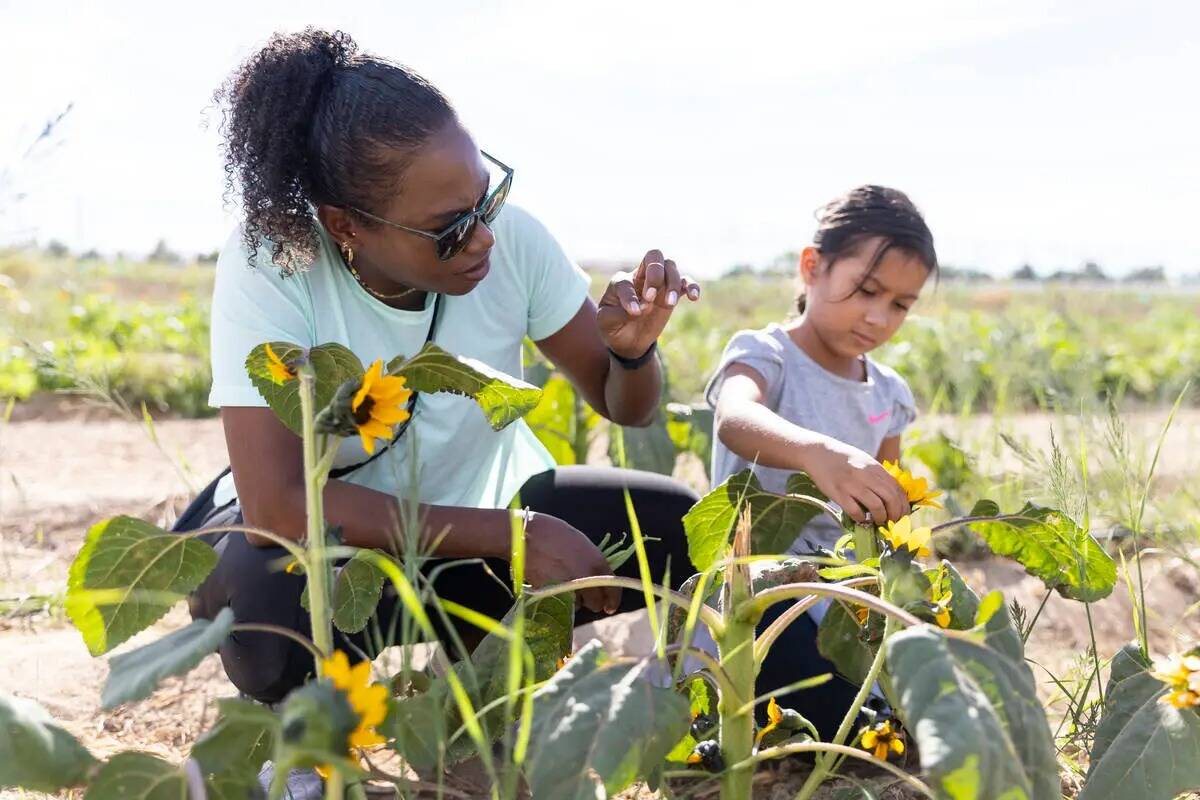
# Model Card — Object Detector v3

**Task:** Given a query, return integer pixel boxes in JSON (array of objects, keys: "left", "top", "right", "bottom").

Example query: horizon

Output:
[{"left": 3, "top": 0, "right": 1198, "bottom": 278}]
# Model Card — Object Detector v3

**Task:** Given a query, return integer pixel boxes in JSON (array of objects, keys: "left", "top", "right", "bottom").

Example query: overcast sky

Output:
[{"left": 2, "top": 0, "right": 1197, "bottom": 277}]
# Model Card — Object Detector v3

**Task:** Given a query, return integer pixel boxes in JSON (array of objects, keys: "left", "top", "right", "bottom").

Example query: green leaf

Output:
[
  {"left": 0, "top": 693, "right": 96, "bottom": 792},
  {"left": 817, "top": 600, "right": 876, "bottom": 684},
  {"left": 526, "top": 641, "right": 691, "bottom": 799},
  {"left": 1079, "top": 645, "right": 1200, "bottom": 800},
  {"left": 390, "top": 342, "right": 542, "bottom": 431},
  {"left": 191, "top": 698, "right": 277, "bottom": 778},
  {"left": 84, "top": 752, "right": 185, "bottom": 799},
  {"left": 388, "top": 594, "right": 575, "bottom": 766},
  {"left": 246, "top": 341, "right": 364, "bottom": 435},
  {"left": 101, "top": 607, "right": 234, "bottom": 710},
  {"left": 666, "top": 402, "right": 714, "bottom": 466},
  {"left": 66, "top": 516, "right": 218, "bottom": 656},
  {"left": 683, "top": 469, "right": 829, "bottom": 572},
  {"left": 969, "top": 502, "right": 1117, "bottom": 602},
  {"left": 525, "top": 375, "right": 589, "bottom": 465},
  {"left": 610, "top": 417, "right": 678, "bottom": 475},
  {"left": 332, "top": 551, "right": 386, "bottom": 634},
  {"left": 909, "top": 432, "right": 974, "bottom": 491},
  {"left": 665, "top": 674, "right": 721, "bottom": 763},
  {"left": 885, "top": 591, "right": 1058, "bottom": 800},
  {"left": 926, "top": 560, "right": 981, "bottom": 630}
]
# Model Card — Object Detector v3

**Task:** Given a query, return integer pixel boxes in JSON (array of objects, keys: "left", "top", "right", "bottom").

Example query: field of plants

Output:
[{"left": 1, "top": 249, "right": 1199, "bottom": 800}]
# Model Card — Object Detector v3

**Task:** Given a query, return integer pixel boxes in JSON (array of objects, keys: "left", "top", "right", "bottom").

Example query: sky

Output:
[{"left": 2, "top": 0, "right": 1198, "bottom": 278}]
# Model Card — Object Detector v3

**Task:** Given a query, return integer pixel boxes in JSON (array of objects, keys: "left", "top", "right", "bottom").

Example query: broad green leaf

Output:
[
  {"left": 1079, "top": 644, "right": 1200, "bottom": 800},
  {"left": 817, "top": 600, "right": 876, "bottom": 684},
  {"left": 332, "top": 550, "right": 386, "bottom": 634},
  {"left": 192, "top": 698, "right": 277, "bottom": 778},
  {"left": 683, "top": 469, "right": 829, "bottom": 572},
  {"left": 610, "top": 417, "right": 678, "bottom": 475},
  {"left": 885, "top": 591, "right": 1058, "bottom": 800},
  {"left": 101, "top": 607, "right": 234, "bottom": 710},
  {"left": 0, "top": 693, "right": 96, "bottom": 792},
  {"left": 246, "top": 341, "right": 364, "bottom": 435},
  {"left": 751, "top": 558, "right": 821, "bottom": 594},
  {"left": 525, "top": 374, "right": 590, "bottom": 465},
  {"left": 969, "top": 502, "right": 1116, "bottom": 602},
  {"left": 390, "top": 342, "right": 542, "bottom": 430},
  {"left": 526, "top": 641, "right": 691, "bottom": 799},
  {"left": 84, "top": 752, "right": 185, "bottom": 799},
  {"left": 66, "top": 516, "right": 217, "bottom": 656},
  {"left": 384, "top": 682, "right": 446, "bottom": 771}
]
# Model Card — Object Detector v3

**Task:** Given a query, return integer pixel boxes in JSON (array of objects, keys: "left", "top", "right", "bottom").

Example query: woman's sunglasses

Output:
[{"left": 349, "top": 151, "right": 513, "bottom": 262}]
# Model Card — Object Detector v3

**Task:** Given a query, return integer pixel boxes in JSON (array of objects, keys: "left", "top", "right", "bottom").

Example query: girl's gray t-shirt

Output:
[{"left": 704, "top": 323, "right": 917, "bottom": 553}]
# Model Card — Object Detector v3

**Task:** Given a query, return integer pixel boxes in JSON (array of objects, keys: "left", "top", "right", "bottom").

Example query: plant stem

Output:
[
  {"left": 299, "top": 367, "right": 334, "bottom": 659},
  {"left": 793, "top": 612, "right": 896, "bottom": 800},
  {"left": 717, "top": 594, "right": 757, "bottom": 799}
]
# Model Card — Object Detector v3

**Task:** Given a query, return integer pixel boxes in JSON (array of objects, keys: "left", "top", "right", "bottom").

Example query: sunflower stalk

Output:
[{"left": 298, "top": 365, "right": 344, "bottom": 800}]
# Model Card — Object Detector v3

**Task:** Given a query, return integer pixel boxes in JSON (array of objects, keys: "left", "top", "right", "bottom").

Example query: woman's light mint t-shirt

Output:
[{"left": 208, "top": 205, "right": 589, "bottom": 510}]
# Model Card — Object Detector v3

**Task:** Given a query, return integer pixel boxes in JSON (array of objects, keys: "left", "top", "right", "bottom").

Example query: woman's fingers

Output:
[
  {"left": 609, "top": 274, "right": 643, "bottom": 316},
  {"left": 662, "top": 259, "right": 682, "bottom": 307},
  {"left": 683, "top": 275, "right": 701, "bottom": 302},
  {"left": 639, "top": 250, "right": 666, "bottom": 303}
]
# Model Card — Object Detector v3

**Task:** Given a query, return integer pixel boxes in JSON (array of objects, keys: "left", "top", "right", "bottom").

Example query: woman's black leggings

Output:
[{"left": 188, "top": 466, "right": 861, "bottom": 738}]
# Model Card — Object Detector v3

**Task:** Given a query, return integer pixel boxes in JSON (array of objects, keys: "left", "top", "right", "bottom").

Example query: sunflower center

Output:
[{"left": 353, "top": 395, "right": 376, "bottom": 425}]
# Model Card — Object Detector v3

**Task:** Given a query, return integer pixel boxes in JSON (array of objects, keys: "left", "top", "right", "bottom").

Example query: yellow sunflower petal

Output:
[
  {"left": 358, "top": 418, "right": 395, "bottom": 443},
  {"left": 890, "top": 738, "right": 905, "bottom": 755},
  {"left": 874, "top": 743, "right": 889, "bottom": 761},
  {"left": 767, "top": 697, "right": 783, "bottom": 725},
  {"left": 350, "top": 727, "right": 387, "bottom": 749},
  {"left": 687, "top": 752, "right": 702, "bottom": 765},
  {"left": 755, "top": 721, "right": 778, "bottom": 746},
  {"left": 860, "top": 730, "right": 879, "bottom": 749},
  {"left": 369, "top": 404, "right": 410, "bottom": 426},
  {"left": 935, "top": 608, "right": 951, "bottom": 628},
  {"left": 353, "top": 360, "right": 383, "bottom": 412},
  {"left": 315, "top": 764, "right": 332, "bottom": 780},
  {"left": 321, "top": 651, "right": 353, "bottom": 685},
  {"left": 359, "top": 427, "right": 377, "bottom": 455},
  {"left": 264, "top": 343, "right": 296, "bottom": 384}
]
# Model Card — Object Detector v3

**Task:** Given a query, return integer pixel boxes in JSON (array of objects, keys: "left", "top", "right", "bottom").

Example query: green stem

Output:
[
  {"left": 324, "top": 767, "right": 345, "bottom": 800},
  {"left": 793, "top": 612, "right": 896, "bottom": 800},
  {"left": 718, "top": 612, "right": 757, "bottom": 800},
  {"left": 734, "top": 742, "right": 933, "bottom": 797},
  {"left": 299, "top": 368, "right": 334, "bottom": 659}
]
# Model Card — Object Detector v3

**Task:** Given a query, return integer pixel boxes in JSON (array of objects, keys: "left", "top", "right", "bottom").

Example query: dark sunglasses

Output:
[{"left": 349, "top": 151, "right": 513, "bottom": 261}]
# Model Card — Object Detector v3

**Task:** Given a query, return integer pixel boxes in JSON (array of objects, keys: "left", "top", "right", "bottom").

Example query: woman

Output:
[{"left": 185, "top": 27, "right": 703, "bottom": 707}]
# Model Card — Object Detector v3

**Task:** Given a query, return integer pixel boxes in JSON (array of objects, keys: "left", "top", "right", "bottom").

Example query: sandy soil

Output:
[{"left": 2, "top": 406, "right": 1198, "bottom": 799}]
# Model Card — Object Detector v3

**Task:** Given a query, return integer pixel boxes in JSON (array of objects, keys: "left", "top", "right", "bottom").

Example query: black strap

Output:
[{"left": 330, "top": 292, "right": 444, "bottom": 479}]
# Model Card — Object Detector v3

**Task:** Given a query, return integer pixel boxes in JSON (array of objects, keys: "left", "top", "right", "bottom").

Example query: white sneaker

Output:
[{"left": 257, "top": 762, "right": 324, "bottom": 799}]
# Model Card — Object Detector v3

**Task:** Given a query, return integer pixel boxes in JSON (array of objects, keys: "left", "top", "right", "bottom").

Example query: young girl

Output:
[
  {"left": 706, "top": 185, "right": 937, "bottom": 735},
  {"left": 707, "top": 185, "right": 937, "bottom": 552}
]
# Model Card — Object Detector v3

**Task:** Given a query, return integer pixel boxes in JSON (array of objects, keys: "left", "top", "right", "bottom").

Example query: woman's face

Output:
[{"left": 331, "top": 122, "right": 499, "bottom": 296}]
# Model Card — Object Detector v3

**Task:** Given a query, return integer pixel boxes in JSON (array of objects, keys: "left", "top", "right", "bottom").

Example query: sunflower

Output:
[
  {"left": 882, "top": 461, "right": 943, "bottom": 510},
  {"left": 879, "top": 516, "right": 932, "bottom": 558},
  {"left": 351, "top": 359, "right": 413, "bottom": 455},
  {"left": 1151, "top": 652, "right": 1200, "bottom": 710},
  {"left": 859, "top": 719, "right": 905, "bottom": 761},
  {"left": 755, "top": 697, "right": 784, "bottom": 746},
  {"left": 265, "top": 343, "right": 296, "bottom": 384},
  {"left": 321, "top": 650, "right": 389, "bottom": 751}
]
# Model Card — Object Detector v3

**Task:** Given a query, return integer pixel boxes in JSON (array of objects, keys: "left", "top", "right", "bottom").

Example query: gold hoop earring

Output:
[{"left": 341, "top": 242, "right": 354, "bottom": 266}]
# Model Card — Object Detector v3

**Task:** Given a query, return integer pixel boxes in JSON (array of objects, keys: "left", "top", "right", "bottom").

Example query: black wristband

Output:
[{"left": 608, "top": 341, "right": 658, "bottom": 370}]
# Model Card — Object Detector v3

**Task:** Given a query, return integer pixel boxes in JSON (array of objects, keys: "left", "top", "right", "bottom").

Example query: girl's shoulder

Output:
[
  {"left": 864, "top": 357, "right": 916, "bottom": 407},
  {"left": 722, "top": 323, "right": 790, "bottom": 358}
]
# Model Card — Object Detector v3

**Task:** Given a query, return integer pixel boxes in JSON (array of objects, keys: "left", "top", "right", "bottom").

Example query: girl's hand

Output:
[
  {"left": 597, "top": 249, "right": 701, "bottom": 359},
  {"left": 523, "top": 512, "right": 621, "bottom": 615},
  {"left": 804, "top": 439, "right": 910, "bottom": 525}
]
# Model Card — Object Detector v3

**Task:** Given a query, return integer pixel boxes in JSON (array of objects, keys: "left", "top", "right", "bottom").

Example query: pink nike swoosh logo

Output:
[{"left": 868, "top": 410, "right": 892, "bottom": 425}]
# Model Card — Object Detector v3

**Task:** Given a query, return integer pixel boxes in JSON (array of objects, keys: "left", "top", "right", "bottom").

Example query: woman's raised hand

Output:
[{"left": 597, "top": 249, "right": 701, "bottom": 359}]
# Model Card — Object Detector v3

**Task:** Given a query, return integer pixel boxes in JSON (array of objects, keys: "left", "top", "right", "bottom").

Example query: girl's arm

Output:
[
  {"left": 536, "top": 250, "right": 699, "bottom": 427},
  {"left": 713, "top": 362, "right": 909, "bottom": 524},
  {"left": 876, "top": 436, "right": 902, "bottom": 465},
  {"left": 220, "top": 407, "right": 620, "bottom": 614}
]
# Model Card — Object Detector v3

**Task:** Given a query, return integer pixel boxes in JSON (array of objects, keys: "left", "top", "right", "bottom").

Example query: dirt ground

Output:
[{"left": 2, "top": 403, "right": 1199, "bottom": 799}]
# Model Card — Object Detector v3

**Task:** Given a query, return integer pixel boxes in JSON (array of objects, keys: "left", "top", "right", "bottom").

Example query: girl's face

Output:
[
  {"left": 800, "top": 237, "right": 931, "bottom": 358},
  {"left": 320, "top": 121, "right": 500, "bottom": 296}
]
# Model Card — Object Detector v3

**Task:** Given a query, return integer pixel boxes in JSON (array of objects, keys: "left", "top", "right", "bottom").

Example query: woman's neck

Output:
[
  {"left": 348, "top": 257, "right": 427, "bottom": 311},
  {"left": 785, "top": 318, "right": 866, "bottom": 382}
]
